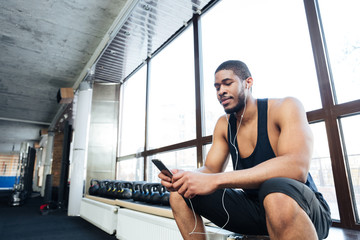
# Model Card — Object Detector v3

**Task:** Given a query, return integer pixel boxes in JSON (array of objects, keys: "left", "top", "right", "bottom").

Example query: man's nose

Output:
[{"left": 218, "top": 85, "right": 226, "bottom": 96}]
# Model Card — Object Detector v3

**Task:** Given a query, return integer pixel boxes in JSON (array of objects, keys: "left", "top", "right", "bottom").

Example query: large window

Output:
[
  {"left": 115, "top": 0, "right": 360, "bottom": 230},
  {"left": 339, "top": 115, "right": 360, "bottom": 222},
  {"left": 119, "top": 66, "right": 147, "bottom": 156},
  {"left": 201, "top": 0, "right": 322, "bottom": 136},
  {"left": 147, "top": 26, "right": 195, "bottom": 149},
  {"left": 317, "top": 0, "right": 360, "bottom": 104},
  {"left": 310, "top": 122, "right": 339, "bottom": 220}
]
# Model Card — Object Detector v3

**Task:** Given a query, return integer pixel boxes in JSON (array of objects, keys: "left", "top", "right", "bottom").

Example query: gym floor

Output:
[
  {"left": 0, "top": 192, "right": 117, "bottom": 240},
  {"left": 0, "top": 191, "right": 359, "bottom": 240}
]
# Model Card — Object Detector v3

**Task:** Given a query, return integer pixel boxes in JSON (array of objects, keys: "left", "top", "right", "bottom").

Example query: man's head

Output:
[{"left": 214, "top": 60, "right": 252, "bottom": 114}]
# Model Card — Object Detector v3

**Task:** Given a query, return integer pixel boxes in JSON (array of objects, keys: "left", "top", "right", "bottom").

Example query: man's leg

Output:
[
  {"left": 170, "top": 192, "right": 206, "bottom": 240},
  {"left": 264, "top": 192, "right": 317, "bottom": 240},
  {"left": 259, "top": 178, "right": 332, "bottom": 240}
]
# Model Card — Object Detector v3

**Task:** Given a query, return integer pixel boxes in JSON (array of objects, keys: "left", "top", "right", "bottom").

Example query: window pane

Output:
[
  {"left": 317, "top": 0, "right": 360, "bottom": 104},
  {"left": 119, "top": 67, "right": 146, "bottom": 156},
  {"left": 116, "top": 157, "right": 144, "bottom": 181},
  {"left": 202, "top": 0, "right": 321, "bottom": 135},
  {"left": 148, "top": 26, "right": 195, "bottom": 149},
  {"left": 310, "top": 122, "right": 339, "bottom": 220},
  {"left": 146, "top": 148, "right": 197, "bottom": 183},
  {"left": 340, "top": 115, "right": 360, "bottom": 222}
]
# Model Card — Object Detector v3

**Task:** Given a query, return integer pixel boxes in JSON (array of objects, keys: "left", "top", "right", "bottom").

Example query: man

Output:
[{"left": 159, "top": 60, "right": 332, "bottom": 240}]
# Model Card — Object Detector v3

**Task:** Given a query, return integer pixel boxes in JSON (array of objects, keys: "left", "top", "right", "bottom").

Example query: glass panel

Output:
[
  {"left": 339, "top": 115, "right": 360, "bottom": 222},
  {"left": 147, "top": 26, "right": 195, "bottom": 149},
  {"left": 317, "top": 0, "right": 360, "bottom": 104},
  {"left": 310, "top": 122, "right": 339, "bottom": 220},
  {"left": 202, "top": 0, "right": 321, "bottom": 136},
  {"left": 116, "top": 157, "right": 144, "bottom": 181},
  {"left": 119, "top": 66, "right": 146, "bottom": 156},
  {"left": 147, "top": 147, "right": 197, "bottom": 183}
]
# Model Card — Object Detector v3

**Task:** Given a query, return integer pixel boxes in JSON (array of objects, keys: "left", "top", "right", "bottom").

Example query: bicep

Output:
[{"left": 276, "top": 98, "right": 313, "bottom": 179}]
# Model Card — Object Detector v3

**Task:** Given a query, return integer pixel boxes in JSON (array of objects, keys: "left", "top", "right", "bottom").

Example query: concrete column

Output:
[
  {"left": 41, "top": 132, "right": 54, "bottom": 197},
  {"left": 68, "top": 82, "right": 93, "bottom": 216}
]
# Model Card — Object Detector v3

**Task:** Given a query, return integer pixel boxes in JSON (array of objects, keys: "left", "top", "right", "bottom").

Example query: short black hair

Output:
[{"left": 215, "top": 60, "right": 251, "bottom": 81}]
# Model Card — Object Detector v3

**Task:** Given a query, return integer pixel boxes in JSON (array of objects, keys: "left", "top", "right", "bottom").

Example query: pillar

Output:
[{"left": 68, "top": 81, "right": 93, "bottom": 216}]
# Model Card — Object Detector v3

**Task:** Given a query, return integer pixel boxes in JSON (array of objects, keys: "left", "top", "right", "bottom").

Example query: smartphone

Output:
[{"left": 152, "top": 159, "right": 173, "bottom": 178}]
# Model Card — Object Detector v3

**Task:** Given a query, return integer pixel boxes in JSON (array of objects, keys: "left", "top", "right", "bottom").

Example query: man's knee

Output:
[
  {"left": 170, "top": 192, "right": 186, "bottom": 209},
  {"left": 263, "top": 192, "right": 301, "bottom": 227}
]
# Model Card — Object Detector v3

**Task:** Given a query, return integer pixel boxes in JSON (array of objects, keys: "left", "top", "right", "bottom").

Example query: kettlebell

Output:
[
  {"left": 132, "top": 182, "right": 145, "bottom": 201},
  {"left": 105, "top": 181, "right": 115, "bottom": 199},
  {"left": 98, "top": 180, "right": 109, "bottom": 197},
  {"left": 150, "top": 183, "right": 162, "bottom": 204},
  {"left": 88, "top": 179, "right": 100, "bottom": 196},
  {"left": 140, "top": 183, "right": 151, "bottom": 202},
  {"left": 160, "top": 184, "right": 170, "bottom": 206},
  {"left": 114, "top": 181, "right": 123, "bottom": 199},
  {"left": 120, "top": 181, "right": 133, "bottom": 199}
]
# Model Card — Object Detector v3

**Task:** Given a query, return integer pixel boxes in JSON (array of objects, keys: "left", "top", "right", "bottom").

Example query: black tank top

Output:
[{"left": 227, "top": 98, "right": 319, "bottom": 195}]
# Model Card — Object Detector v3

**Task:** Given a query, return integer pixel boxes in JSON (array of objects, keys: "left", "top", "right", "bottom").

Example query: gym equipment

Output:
[
  {"left": 139, "top": 183, "right": 151, "bottom": 202},
  {"left": 98, "top": 180, "right": 110, "bottom": 197},
  {"left": 9, "top": 143, "right": 36, "bottom": 206},
  {"left": 159, "top": 185, "right": 170, "bottom": 206},
  {"left": 88, "top": 179, "right": 100, "bottom": 196},
  {"left": 132, "top": 182, "right": 145, "bottom": 201},
  {"left": 149, "top": 183, "right": 162, "bottom": 204},
  {"left": 119, "top": 181, "right": 133, "bottom": 199}
]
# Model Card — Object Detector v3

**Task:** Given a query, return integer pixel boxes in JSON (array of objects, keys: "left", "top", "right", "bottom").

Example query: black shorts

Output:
[{"left": 185, "top": 177, "right": 332, "bottom": 239}]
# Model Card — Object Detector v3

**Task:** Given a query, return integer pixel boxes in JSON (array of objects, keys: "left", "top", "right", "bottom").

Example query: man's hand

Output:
[
  {"left": 172, "top": 171, "right": 218, "bottom": 199},
  {"left": 158, "top": 169, "right": 182, "bottom": 192}
]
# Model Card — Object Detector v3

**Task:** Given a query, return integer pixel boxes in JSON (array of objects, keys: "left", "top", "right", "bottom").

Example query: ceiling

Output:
[{"left": 0, "top": 0, "right": 214, "bottom": 153}]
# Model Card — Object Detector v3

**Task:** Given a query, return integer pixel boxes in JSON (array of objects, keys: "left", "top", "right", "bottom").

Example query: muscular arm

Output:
[{"left": 199, "top": 116, "right": 231, "bottom": 174}]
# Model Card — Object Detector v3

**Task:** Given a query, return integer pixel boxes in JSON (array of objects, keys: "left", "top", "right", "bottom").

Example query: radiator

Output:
[
  {"left": 116, "top": 208, "right": 233, "bottom": 240},
  {"left": 80, "top": 198, "right": 119, "bottom": 234}
]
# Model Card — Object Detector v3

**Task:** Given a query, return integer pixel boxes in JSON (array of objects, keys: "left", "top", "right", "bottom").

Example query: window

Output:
[
  {"left": 117, "top": 157, "right": 144, "bottom": 181},
  {"left": 309, "top": 122, "right": 339, "bottom": 220},
  {"left": 146, "top": 147, "right": 197, "bottom": 182},
  {"left": 317, "top": 0, "right": 360, "bottom": 104},
  {"left": 202, "top": 0, "right": 322, "bottom": 136},
  {"left": 119, "top": 66, "right": 147, "bottom": 157},
  {"left": 339, "top": 115, "right": 360, "bottom": 222},
  {"left": 147, "top": 26, "right": 195, "bottom": 149}
]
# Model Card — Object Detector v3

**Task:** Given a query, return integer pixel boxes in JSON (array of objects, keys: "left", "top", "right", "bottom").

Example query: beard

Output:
[{"left": 224, "top": 93, "right": 246, "bottom": 114}]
